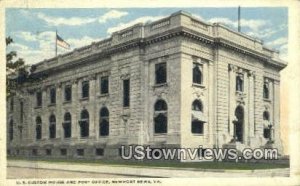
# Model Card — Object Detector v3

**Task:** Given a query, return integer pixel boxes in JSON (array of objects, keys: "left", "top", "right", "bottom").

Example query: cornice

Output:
[{"left": 31, "top": 27, "right": 286, "bottom": 79}]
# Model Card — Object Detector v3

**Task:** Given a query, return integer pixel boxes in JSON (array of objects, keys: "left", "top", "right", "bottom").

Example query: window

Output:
[
  {"left": 36, "top": 91, "right": 42, "bottom": 107},
  {"left": 154, "top": 99, "right": 168, "bottom": 134},
  {"left": 263, "top": 83, "right": 269, "bottom": 99},
  {"left": 60, "top": 149, "right": 67, "bottom": 156},
  {"left": 263, "top": 128, "right": 271, "bottom": 139},
  {"left": 46, "top": 149, "right": 52, "bottom": 156},
  {"left": 79, "top": 109, "right": 89, "bottom": 137},
  {"left": 155, "top": 62, "right": 167, "bottom": 84},
  {"left": 100, "top": 76, "right": 109, "bottom": 94},
  {"left": 192, "top": 100, "right": 203, "bottom": 111},
  {"left": 99, "top": 107, "right": 109, "bottom": 136},
  {"left": 123, "top": 79, "right": 130, "bottom": 107},
  {"left": 236, "top": 74, "right": 244, "bottom": 92},
  {"left": 96, "top": 148, "right": 104, "bottom": 156},
  {"left": 32, "top": 149, "right": 38, "bottom": 156},
  {"left": 192, "top": 121, "right": 204, "bottom": 134},
  {"left": 193, "top": 63, "right": 202, "bottom": 84},
  {"left": 263, "top": 111, "right": 270, "bottom": 121},
  {"left": 63, "top": 112, "right": 72, "bottom": 138},
  {"left": 49, "top": 115, "right": 56, "bottom": 139},
  {"left": 191, "top": 100, "right": 205, "bottom": 134},
  {"left": 64, "top": 85, "right": 72, "bottom": 102},
  {"left": 36, "top": 116, "right": 42, "bottom": 140},
  {"left": 82, "top": 81, "right": 89, "bottom": 98},
  {"left": 50, "top": 88, "right": 56, "bottom": 104},
  {"left": 77, "top": 149, "right": 84, "bottom": 156},
  {"left": 20, "top": 101, "right": 24, "bottom": 123},
  {"left": 263, "top": 111, "right": 271, "bottom": 139},
  {"left": 9, "top": 120, "right": 13, "bottom": 141},
  {"left": 10, "top": 97, "right": 14, "bottom": 112}
]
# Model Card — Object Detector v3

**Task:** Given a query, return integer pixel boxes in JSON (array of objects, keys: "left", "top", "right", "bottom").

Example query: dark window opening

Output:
[
  {"left": 263, "top": 83, "right": 269, "bottom": 99},
  {"left": 60, "top": 149, "right": 67, "bottom": 156},
  {"left": 64, "top": 85, "right": 72, "bottom": 102},
  {"left": 77, "top": 149, "right": 84, "bottom": 156},
  {"left": 263, "top": 111, "right": 270, "bottom": 121},
  {"left": 192, "top": 121, "right": 204, "bottom": 134},
  {"left": 32, "top": 149, "right": 37, "bottom": 156},
  {"left": 99, "top": 107, "right": 109, "bottom": 136},
  {"left": 154, "top": 99, "right": 168, "bottom": 134},
  {"left": 193, "top": 63, "right": 202, "bottom": 84},
  {"left": 49, "top": 115, "right": 56, "bottom": 139},
  {"left": 36, "top": 116, "right": 42, "bottom": 140},
  {"left": 36, "top": 91, "right": 42, "bottom": 107},
  {"left": 79, "top": 110, "right": 89, "bottom": 137},
  {"left": 101, "top": 76, "right": 109, "bottom": 94},
  {"left": 236, "top": 74, "right": 244, "bottom": 92},
  {"left": 82, "top": 81, "right": 89, "bottom": 98},
  {"left": 155, "top": 62, "right": 167, "bottom": 84},
  {"left": 123, "top": 79, "right": 130, "bottom": 107},
  {"left": 264, "top": 128, "right": 271, "bottom": 139},
  {"left": 192, "top": 100, "right": 203, "bottom": 111},
  {"left": 50, "top": 88, "right": 56, "bottom": 104},
  {"left": 154, "top": 114, "right": 167, "bottom": 133},
  {"left": 154, "top": 100, "right": 168, "bottom": 111},
  {"left": 9, "top": 120, "right": 13, "bottom": 141},
  {"left": 63, "top": 112, "right": 72, "bottom": 138},
  {"left": 96, "top": 148, "right": 104, "bottom": 156},
  {"left": 46, "top": 149, "right": 52, "bottom": 156}
]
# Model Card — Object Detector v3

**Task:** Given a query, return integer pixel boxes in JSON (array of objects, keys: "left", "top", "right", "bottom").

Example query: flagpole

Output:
[
  {"left": 55, "top": 29, "right": 57, "bottom": 57},
  {"left": 238, "top": 6, "right": 241, "bottom": 32}
]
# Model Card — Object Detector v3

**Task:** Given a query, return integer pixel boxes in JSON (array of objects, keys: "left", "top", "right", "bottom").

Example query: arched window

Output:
[
  {"left": 192, "top": 100, "right": 203, "bottom": 111},
  {"left": 79, "top": 109, "right": 89, "bottom": 137},
  {"left": 9, "top": 120, "right": 13, "bottom": 141},
  {"left": 191, "top": 99, "right": 205, "bottom": 134},
  {"left": 154, "top": 99, "right": 168, "bottom": 133},
  {"left": 263, "top": 83, "right": 269, "bottom": 99},
  {"left": 36, "top": 116, "right": 42, "bottom": 140},
  {"left": 99, "top": 107, "right": 109, "bottom": 136},
  {"left": 236, "top": 74, "right": 244, "bottom": 92},
  {"left": 263, "top": 111, "right": 270, "bottom": 121},
  {"left": 63, "top": 112, "right": 72, "bottom": 138},
  {"left": 263, "top": 111, "right": 271, "bottom": 139},
  {"left": 155, "top": 62, "right": 167, "bottom": 84},
  {"left": 49, "top": 115, "right": 56, "bottom": 139},
  {"left": 154, "top": 100, "right": 168, "bottom": 111},
  {"left": 193, "top": 64, "right": 202, "bottom": 84}
]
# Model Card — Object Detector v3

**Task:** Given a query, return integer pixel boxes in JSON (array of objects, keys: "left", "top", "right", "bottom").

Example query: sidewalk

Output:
[{"left": 7, "top": 160, "right": 290, "bottom": 178}]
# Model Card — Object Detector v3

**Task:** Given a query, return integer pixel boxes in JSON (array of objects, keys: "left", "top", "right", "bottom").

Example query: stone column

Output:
[
  {"left": 41, "top": 87, "right": 48, "bottom": 140},
  {"left": 208, "top": 60, "right": 214, "bottom": 145},
  {"left": 71, "top": 80, "right": 79, "bottom": 140},
  {"left": 248, "top": 71, "right": 255, "bottom": 138},
  {"left": 228, "top": 64, "right": 236, "bottom": 137},
  {"left": 89, "top": 75, "right": 97, "bottom": 138},
  {"left": 56, "top": 83, "right": 62, "bottom": 140},
  {"left": 273, "top": 80, "right": 282, "bottom": 151},
  {"left": 243, "top": 72, "right": 249, "bottom": 144}
]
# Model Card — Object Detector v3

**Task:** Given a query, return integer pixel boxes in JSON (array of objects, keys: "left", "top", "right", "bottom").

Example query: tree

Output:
[{"left": 6, "top": 36, "right": 29, "bottom": 97}]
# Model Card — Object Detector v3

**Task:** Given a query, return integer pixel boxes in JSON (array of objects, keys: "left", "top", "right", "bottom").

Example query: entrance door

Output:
[{"left": 235, "top": 106, "right": 244, "bottom": 143}]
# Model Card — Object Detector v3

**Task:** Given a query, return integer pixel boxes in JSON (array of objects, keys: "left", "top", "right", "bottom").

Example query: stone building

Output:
[{"left": 7, "top": 11, "right": 287, "bottom": 160}]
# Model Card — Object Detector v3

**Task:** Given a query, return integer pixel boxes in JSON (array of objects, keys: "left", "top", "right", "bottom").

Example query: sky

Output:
[{"left": 5, "top": 8, "right": 288, "bottom": 65}]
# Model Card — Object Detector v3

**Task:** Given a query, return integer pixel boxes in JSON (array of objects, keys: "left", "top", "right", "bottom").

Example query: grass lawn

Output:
[{"left": 7, "top": 156, "right": 289, "bottom": 170}]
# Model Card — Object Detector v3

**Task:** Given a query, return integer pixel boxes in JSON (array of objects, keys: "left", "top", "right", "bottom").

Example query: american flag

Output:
[{"left": 56, "top": 34, "right": 70, "bottom": 49}]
